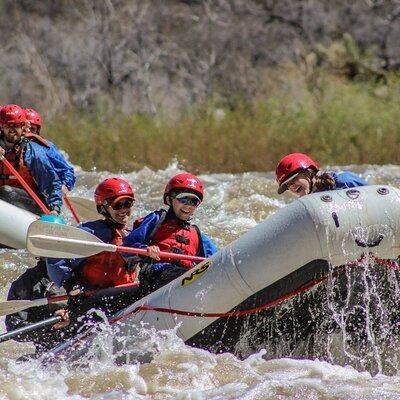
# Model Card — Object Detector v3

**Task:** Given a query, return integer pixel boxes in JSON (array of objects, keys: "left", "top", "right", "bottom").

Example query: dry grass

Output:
[{"left": 46, "top": 72, "right": 400, "bottom": 173}]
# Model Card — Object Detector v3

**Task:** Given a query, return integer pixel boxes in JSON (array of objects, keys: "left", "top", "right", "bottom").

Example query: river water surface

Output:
[{"left": 0, "top": 162, "right": 399, "bottom": 399}]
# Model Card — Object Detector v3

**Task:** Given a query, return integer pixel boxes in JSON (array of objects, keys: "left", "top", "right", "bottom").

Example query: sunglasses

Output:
[
  {"left": 175, "top": 196, "right": 201, "bottom": 207},
  {"left": 109, "top": 199, "right": 134, "bottom": 210}
]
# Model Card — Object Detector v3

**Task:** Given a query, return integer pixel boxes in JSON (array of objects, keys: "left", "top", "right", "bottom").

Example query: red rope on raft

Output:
[{"left": 111, "top": 254, "right": 400, "bottom": 324}]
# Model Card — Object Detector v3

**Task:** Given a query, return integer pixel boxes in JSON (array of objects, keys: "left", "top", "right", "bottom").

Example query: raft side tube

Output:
[
  {"left": 117, "top": 185, "right": 400, "bottom": 342},
  {"left": 0, "top": 199, "right": 38, "bottom": 249},
  {"left": 49, "top": 185, "right": 400, "bottom": 360}
]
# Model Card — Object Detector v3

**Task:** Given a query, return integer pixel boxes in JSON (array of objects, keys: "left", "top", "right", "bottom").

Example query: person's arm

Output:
[
  {"left": 45, "top": 257, "right": 82, "bottom": 288},
  {"left": 45, "top": 223, "right": 100, "bottom": 287},
  {"left": 46, "top": 142, "right": 76, "bottom": 191},
  {"left": 122, "top": 212, "right": 160, "bottom": 249},
  {"left": 199, "top": 232, "right": 218, "bottom": 258},
  {"left": 24, "top": 142, "right": 63, "bottom": 213},
  {"left": 333, "top": 171, "right": 368, "bottom": 189}
]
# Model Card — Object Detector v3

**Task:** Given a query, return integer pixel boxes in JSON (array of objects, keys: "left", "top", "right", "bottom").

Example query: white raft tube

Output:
[
  {"left": 0, "top": 199, "right": 38, "bottom": 249},
  {"left": 51, "top": 185, "right": 400, "bottom": 358},
  {"left": 116, "top": 185, "right": 400, "bottom": 340}
]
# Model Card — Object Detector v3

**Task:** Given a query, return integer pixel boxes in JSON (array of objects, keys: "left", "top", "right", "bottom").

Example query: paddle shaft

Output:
[
  {"left": 33, "top": 234, "right": 206, "bottom": 262},
  {"left": 118, "top": 245, "right": 206, "bottom": 262},
  {"left": 0, "top": 294, "right": 69, "bottom": 317},
  {"left": 0, "top": 156, "right": 50, "bottom": 214},
  {"left": 63, "top": 193, "right": 81, "bottom": 223},
  {"left": 0, "top": 315, "right": 62, "bottom": 343},
  {"left": 27, "top": 220, "right": 208, "bottom": 262}
]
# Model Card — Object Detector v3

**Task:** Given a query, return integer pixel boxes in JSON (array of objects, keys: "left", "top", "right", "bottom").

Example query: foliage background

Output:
[{"left": 0, "top": 0, "right": 399, "bottom": 172}]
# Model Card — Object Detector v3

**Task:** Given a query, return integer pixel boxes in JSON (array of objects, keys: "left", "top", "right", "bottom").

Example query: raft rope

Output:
[
  {"left": 111, "top": 254, "right": 399, "bottom": 325},
  {"left": 54, "top": 254, "right": 400, "bottom": 357}
]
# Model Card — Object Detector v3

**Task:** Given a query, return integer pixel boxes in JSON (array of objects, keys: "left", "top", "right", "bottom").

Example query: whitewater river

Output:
[{"left": 0, "top": 162, "right": 399, "bottom": 400}]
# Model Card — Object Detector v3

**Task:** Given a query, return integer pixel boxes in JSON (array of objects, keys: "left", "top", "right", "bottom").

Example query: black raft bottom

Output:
[{"left": 186, "top": 258, "right": 400, "bottom": 375}]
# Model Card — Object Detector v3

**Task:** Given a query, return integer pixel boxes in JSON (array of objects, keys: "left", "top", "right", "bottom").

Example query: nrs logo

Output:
[{"left": 181, "top": 260, "right": 211, "bottom": 286}]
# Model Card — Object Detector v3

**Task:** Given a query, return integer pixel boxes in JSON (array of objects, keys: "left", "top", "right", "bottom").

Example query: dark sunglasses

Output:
[
  {"left": 175, "top": 196, "right": 201, "bottom": 207},
  {"left": 110, "top": 199, "right": 134, "bottom": 210}
]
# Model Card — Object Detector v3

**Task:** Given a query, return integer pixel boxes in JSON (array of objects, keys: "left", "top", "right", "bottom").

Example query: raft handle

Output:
[{"left": 355, "top": 234, "right": 384, "bottom": 248}]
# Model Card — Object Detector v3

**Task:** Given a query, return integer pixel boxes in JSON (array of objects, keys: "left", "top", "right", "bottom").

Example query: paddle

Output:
[
  {"left": 0, "top": 156, "right": 50, "bottom": 214},
  {"left": 63, "top": 193, "right": 81, "bottom": 223},
  {"left": 0, "top": 294, "right": 69, "bottom": 317},
  {"left": 0, "top": 315, "right": 62, "bottom": 344},
  {"left": 27, "top": 220, "right": 206, "bottom": 262},
  {"left": 67, "top": 196, "right": 101, "bottom": 221},
  {"left": 0, "top": 283, "right": 139, "bottom": 317}
]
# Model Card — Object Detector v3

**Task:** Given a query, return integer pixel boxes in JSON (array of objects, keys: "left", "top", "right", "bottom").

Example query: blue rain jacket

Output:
[
  {"left": 46, "top": 142, "right": 76, "bottom": 191},
  {"left": 23, "top": 140, "right": 75, "bottom": 210},
  {"left": 325, "top": 171, "right": 368, "bottom": 191}
]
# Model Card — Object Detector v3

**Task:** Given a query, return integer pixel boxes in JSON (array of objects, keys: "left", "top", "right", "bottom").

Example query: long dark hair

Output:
[{"left": 314, "top": 172, "right": 336, "bottom": 191}]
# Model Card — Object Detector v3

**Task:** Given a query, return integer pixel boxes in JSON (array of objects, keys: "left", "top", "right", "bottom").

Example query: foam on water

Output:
[{"left": 1, "top": 162, "right": 400, "bottom": 399}]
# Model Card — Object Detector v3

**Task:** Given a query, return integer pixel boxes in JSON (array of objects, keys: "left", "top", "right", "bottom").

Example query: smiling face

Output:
[
  {"left": 104, "top": 197, "right": 134, "bottom": 225},
  {"left": 169, "top": 196, "right": 198, "bottom": 221},
  {"left": 2, "top": 122, "right": 26, "bottom": 144},
  {"left": 287, "top": 173, "right": 312, "bottom": 197}
]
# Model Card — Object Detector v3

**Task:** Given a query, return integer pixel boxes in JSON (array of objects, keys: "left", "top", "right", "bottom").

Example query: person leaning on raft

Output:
[
  {"left": 122, "top": 172, "right": 218, "bottom": 297},
  {"left": 24, "top": 107, "right": 76, "bottom": 196},
  {"left": 275, "top": 153, "right": 368, "bottom": 198},
  {"left": 0, "top": 104, "right": 75, "bottom": 215}
]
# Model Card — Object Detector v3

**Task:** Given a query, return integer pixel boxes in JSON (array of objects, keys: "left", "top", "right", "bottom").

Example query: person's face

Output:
[
  {"left": 287, "top": 174, "right": 311, "bottom": 197},
  {"left": 105, "top": 197, "right": 134, "bottom": 225},
  {"left": 28, "top": 124, "right": 40, "bottom": 135},
  {"left": 2, "top": 122, "right": 25, "bottom": 143},
  {"left": 170, "top": 195, "right": 200, "bottom": 221}
]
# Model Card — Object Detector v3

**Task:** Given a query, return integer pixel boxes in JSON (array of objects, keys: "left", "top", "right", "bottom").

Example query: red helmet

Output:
[
  {"left": 0, "top": 104, "right": 26, "bottom": 125},
  {"left": 94, "top": 177, "right": 135, "bottom": 206},
  {"left": 275, "top": 153, "right": 319, "bottom": 194},
  {"left": 25, "top": 108, "right": 42, "bottom": 127},
  {"left": 164, "top": 172, "right": 204, "bottom": 204}
]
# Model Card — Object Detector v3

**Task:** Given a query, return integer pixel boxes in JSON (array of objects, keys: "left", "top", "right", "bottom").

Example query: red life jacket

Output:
[
  {"left": 149, "top": 217, "right": 201, "bottom": 269},
  {"left": 80, "top": 228, "right": 138, "bottom": 288},
  {"left": 0, "top": 133, "right": 50, "bottom": 191}
]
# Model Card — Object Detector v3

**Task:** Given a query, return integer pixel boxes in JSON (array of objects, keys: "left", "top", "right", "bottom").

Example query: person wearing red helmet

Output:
[
  {"left": 24, "top": 108, "right": 42, "bottom": 134},
  {"left": 37, "top": 178, "right": 141, "bottom": 350},
  {"left": 0, "top": 104, "right": 75, "bottom": 215},
  {"left": 276, "top": 153, "right": 368, "bottom": 197},
  {"left": 24, "top": 107, "right": 76, "bottom": 196},
  {"left": 122, "top": 172, "right": 217, "bottom": 296},
  {"left": 47, "top": 177, "right": 138, "bottom": 291}
]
